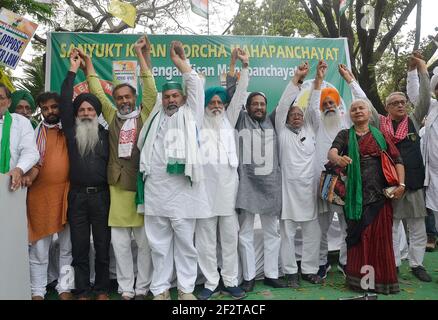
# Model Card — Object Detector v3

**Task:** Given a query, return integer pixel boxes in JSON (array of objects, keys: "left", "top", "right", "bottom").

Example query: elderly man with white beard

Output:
[
  {"left": 81, "top": 35, "right": 157, "bottom": 300},
  {"left": 59, "top": 50, "right": 111, "bottom": 300},
  {"left": 277, "top": 61, "right": 323, "bottom": 288},
  {"left": 195, "top": 49, "right": 248, "bottom": 300},
  {"left": 310, "top": 61, "right": 369, "bottom": 279},
  {"left": 137, "top": 41, "right": 211, "bottom": 300}
]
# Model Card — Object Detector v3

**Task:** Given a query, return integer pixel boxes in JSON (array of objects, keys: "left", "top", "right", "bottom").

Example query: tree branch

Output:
[
  {"left": 65, "top": 0, "right": 97, "bottom": 29},
  {"left": 299, "top": 0, "right": 330, "bottom": 37},
  {"left": 375, "top": 0, "right": 418, "bottom": 60}
]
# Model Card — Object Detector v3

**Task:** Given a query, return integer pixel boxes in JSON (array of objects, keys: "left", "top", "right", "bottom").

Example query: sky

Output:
[{"left": 10, "top": 0, "right": 438, "bottom": 79}]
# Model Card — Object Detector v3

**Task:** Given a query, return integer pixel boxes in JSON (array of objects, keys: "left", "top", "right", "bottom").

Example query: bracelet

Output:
[{"left": 399, "top": 183, "right": 406, "bottom": 188}]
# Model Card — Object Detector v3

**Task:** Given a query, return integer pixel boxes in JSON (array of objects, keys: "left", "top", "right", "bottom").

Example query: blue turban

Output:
[{"left": 204, "top": 87, "right": 228, "bottom": 108}]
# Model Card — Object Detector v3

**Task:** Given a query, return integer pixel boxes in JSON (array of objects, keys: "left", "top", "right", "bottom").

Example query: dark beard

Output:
[{"left": 44, "top": 114, "right": 60, "bottom": 125}]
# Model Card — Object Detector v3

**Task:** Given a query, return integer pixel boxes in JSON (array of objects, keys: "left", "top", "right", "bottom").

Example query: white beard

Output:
[
  {"left": 321, "top": 110, "right": 342, "bottom": 138},
  {"left": 75, "top": 117, "right": 100, "bottom": 158},
  {"left": 204, "top": 108, "right": 224, "bottom": 132}
]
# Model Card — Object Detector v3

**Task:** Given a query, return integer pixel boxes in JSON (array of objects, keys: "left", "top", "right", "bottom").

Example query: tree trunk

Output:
[
  {"left": 414, "top": 0, "right": 422, "bottom": 50},
  {"left": 358, "top": 58, "right": 386, "bottom": 114}
]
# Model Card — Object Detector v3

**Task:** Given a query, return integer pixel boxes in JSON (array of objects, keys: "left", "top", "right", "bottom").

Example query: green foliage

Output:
[
  {"left": 231, "top": 0, "right": 317, "bottom": 37},
  {"left": 0, "top": 0, "right": 54, "bottom": 24},
  {"left": 15, "top": 56, "right": 45, "bottom": 99}
]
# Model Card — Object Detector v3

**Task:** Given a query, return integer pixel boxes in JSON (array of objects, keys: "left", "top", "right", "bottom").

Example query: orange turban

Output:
[{"left": 320, "top": 87, "right": 341, "bottom": 111}]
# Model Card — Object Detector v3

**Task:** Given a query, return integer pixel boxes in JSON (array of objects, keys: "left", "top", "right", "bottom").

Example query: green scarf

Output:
[
  {"left": 0, "top": 110, "right": 12, "bottom": 174},
  {"left": 345, "top": 125, "right": 387, "bottom": 221}
]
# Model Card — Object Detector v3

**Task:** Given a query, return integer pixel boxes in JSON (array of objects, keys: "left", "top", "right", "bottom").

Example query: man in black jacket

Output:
[{"left": 59, "top": 49, "right": 111, "bottom": 300}]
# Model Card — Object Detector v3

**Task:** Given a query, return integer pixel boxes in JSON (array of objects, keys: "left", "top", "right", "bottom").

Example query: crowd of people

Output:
[{"left": 1, "top": 34, "right": 437, "bottom": 300}]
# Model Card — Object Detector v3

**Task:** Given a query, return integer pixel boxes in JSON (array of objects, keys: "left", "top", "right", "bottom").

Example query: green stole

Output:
[
  {"left": 0, "top": 110, "right": 12, "bottom": 174},
  {"left": 345, "top": 125, "right": 387, "bottom": 221}
]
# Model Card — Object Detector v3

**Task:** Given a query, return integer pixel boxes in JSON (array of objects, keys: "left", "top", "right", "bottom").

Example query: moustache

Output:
[{"left": 324, "top": 109, "right": 336, "bottom": 115}]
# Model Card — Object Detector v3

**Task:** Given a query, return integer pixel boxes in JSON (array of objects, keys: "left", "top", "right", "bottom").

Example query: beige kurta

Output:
[{"left": 27, "top": 128, "right": 70, "bottom": 243}]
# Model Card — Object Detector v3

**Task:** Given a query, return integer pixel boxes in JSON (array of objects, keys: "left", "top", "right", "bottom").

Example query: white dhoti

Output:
[
  {"left": 195, "top": 215, "right": 239, "bottom": 290},
  {"left": 318, "top": 203, "right": 347, "bottom": 266},
  {"left": 280, "top": 219, "right": 321, "bottom": 274},
  {"left": 29, "top": 224, "right": 73, "bottom": 297},
  {"left": 392, "top": 218, "right": 427, "bottom": 268},
  {"left": 238, "top": 212, "right": 280, "bottom": 280},
  {"left": 145, "top": 216, "right": 197, "bottom": 295},
  {"left": 111, "top": 226, "right": 152, "bottom": 297}
]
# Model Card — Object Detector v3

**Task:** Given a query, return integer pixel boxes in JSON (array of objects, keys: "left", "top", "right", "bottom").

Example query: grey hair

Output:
[
  {"left": 350, "top": 98, "right": 373, "bottom": 111},
  {"left": 385, "top": 92, "right": 406, "bottom": 106}
]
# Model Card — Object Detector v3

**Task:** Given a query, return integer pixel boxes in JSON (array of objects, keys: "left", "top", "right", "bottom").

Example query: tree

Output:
[
  {"left": 232, "top": 0, "right": 421, "bottom": 114},
  {"left": 15, "top": 56, "right": 45, "bottom": 99},
  {"left": 230, "top": 0, "right": 317, "bottom": 36},
  {"left": 0, "top": 0, "right": 54, "bottom": 23}
]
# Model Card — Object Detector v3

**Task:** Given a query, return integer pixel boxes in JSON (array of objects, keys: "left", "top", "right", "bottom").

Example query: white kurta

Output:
[
  {"left": 142, "top": 71, "right": 211, "bottom": 219},
  {"left": 144, "top": 114, "right": 211, "bottom": 219},
  {"left": 407, "top": 69, "right": 438, "bottom": 211},
  {"left": 312, "top": 81, "right": 367, "bottom": 213},
  {"left": 0, "top": 113, "right": 39, "bottom": 173},
  {"left": 200, "top": 115, "right": 239, "bottom": 216},
  {"left": 279, "top": 125, "right": 317, "bottom": 222},
  {"left": 275, "top": 81, "right": 318, "bottom": 222}
]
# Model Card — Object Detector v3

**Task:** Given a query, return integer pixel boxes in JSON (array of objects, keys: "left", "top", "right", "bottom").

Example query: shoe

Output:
[
  {"left": 263, "top": 277, "right": 288, "bottom": 288},
  {"left": 77, "top": 295, "right": 91, "bottom": 300},
  {"left": 197, "top": 287, "right": 220, "bottom": 300},
  {"left": 411, "top": 266, "right": 432, "bottom": 282},
  {"left": 317, "top": 262, "right": 332, "bottom": 279},
  {"left": 301, "top": 273, "right": 323, "bottom": 284},
  {"left": 284, "top": 273, "right": 300, "bottom": 289},
  {"left": 121, "top": 294, "right": 133, "bottom": 300},
  {"left": 58, "top": 292, "right": 73, "bottom": 300},
  {"left": 178, "top": 290, "right": 197, "bottom": 300},
  {"left": 241, "top": 279, "right": 255, "bottom": 292},
  {"left": 426, "top": 235, "right": 436, "bottom": 252},
  {"left": 337, "top": 263, "right": 346, "bottom": 277},
  {"left": 153, "top": 290, "right": 171, "bottom": 300},
  {"left": 96, "top": 293, "right": 110, "bottom": 300},
  {"left": 221, "top": 286, "right": 246, "bottom": 300},
  {"left": 134, "top": 294, "right": 146, "bottom": 300},
  {"left": 31, "top": 295, "right": 44, "bottom": 300}
]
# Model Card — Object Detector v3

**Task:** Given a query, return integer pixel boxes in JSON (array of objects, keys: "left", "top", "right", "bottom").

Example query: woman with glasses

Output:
[{"left": 328, "top": 98, "right": 404, "bottom": 294}]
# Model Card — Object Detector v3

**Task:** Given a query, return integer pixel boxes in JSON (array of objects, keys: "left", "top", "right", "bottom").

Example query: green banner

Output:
[{"left": 46, "top": 32, "right": 352, "bottom": 112}]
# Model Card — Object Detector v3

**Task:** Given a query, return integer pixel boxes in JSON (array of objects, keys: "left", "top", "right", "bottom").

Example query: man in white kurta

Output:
[
  {"left": 407, "top": 59, "right": 438, "bottom": 226},
  {"left": 277, "top": 62, "right": 322, "bottom": 287},
  {"left": 0, "top": 84, "right": 39, "bottom": 189},
  {"left": 195, "top": 50, "right": 249, "bottom": 300},
  {"left": 196, "top": 88, "right": 245, "bottom": 300},
  {"left": 137, "top": 41, "right": 211, "bottom": 300},
  {"left": 312, "top": 64, "right": 369, "bottom": 278}
]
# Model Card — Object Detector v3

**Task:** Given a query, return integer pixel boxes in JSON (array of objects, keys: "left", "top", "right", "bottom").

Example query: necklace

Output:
[{"left": 355, "top": 128, "right": 369, "bottom": 136}]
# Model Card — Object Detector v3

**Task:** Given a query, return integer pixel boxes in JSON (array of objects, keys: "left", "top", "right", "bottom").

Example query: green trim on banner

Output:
[{"left": 47, "top": 33, "right": 352, "bottom": 113}]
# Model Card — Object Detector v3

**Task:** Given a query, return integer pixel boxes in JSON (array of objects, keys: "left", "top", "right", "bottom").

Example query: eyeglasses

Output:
[
  {"left": 289, "top": 112, "right": 304, "bottom": 118},
  {"left": 250, "top": 102, "right": 266, "bottom": 107},
  {"left": 388, "top": 100, "right": 406, "bottom": 107}
]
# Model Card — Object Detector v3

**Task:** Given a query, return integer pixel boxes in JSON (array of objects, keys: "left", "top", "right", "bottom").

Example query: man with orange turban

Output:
[{"left": 310, "top": 61, "right": 369, "bottom": 280}]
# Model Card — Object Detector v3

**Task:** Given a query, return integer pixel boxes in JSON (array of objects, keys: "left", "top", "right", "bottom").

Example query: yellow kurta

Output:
[
  {"left": 108, "top": 184, "right": 144, "bottom": 227},
  {"left": 27, "top": 128, "right": 70, "bottom": 243},
  {"left": 87, "top": 69, "right": 157, "bottom": 227}
]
